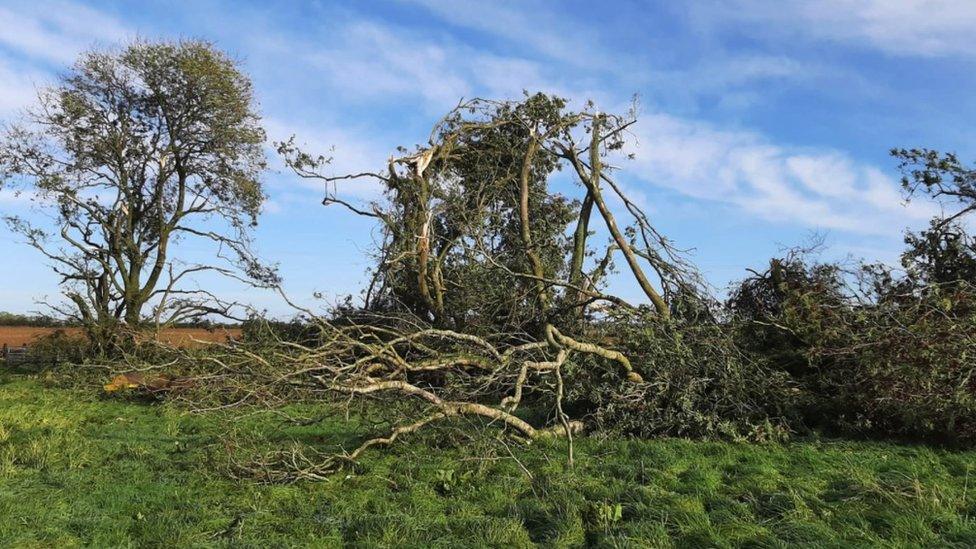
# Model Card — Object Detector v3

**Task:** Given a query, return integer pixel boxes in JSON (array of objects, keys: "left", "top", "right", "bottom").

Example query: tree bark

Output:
[{"left": 569, "top": 116, "right": 670, "bottom": 318}]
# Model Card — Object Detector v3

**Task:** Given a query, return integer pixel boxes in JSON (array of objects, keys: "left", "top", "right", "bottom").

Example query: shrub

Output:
[
  {"left": 806, "top": 285, "right": 976, "bottom": 443},
  {"left": 240, "top": 315, "right": 322, "bottom": 346},
  {"left": 729, "top": 235, "right": 976, "bottom": 444},
  {"left": 568, "top": 313, "right": 796, "bottom": 441},
  {"left": 20, "top": 330, "right": 89, "bottom": 367}
]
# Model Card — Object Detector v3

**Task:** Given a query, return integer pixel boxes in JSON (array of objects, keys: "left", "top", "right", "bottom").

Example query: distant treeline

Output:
[
  {"left": 0, "top": 312, "right": 240, "bottom": 330},
  {"left": 0, "top": 313, "right": 69, "bottom": 327}
]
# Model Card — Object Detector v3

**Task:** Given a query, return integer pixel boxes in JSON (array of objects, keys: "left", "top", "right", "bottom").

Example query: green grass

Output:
[{"left": 1, "top": 374, "right": 975, "bottom": 547}]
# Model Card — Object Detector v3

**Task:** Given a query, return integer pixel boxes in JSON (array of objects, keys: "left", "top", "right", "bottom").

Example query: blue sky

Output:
[{"left": 1, "top": 0, "right": 975, "bottom": 316}]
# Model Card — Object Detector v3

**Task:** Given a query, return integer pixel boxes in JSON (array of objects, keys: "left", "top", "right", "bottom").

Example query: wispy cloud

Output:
[
  {"left": 644, "top": 54, "right": 821, "bottom": 100},
  {"left": 0, "top": 1, "right": 134, "bottom": 117},
  {"left": 400, "top": 0, "right": 607, "bottom": 68},
  {"left": 698, "top": 0, "right": 976, "bottom": 58},
  {"left": 0, "top": 1, "right": 130, "bottom": 64},
  {"left": 267, "top": 10, "right": 931, "bottom": 239},
  {"left": 0, "top": 58, "right": 47, "bottom": 117},
  {"left": 304, "top": 20, "right": 563, "bottom": 112},
  {"left": 626, "top": 112, "right": 939, "bottom": 235},
  {"left": 398, "top": 1, "right": 883, "bottom": 116}
]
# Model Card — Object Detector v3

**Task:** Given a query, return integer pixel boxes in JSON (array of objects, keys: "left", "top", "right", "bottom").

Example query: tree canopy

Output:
[
  {"left": 0, "top": 40, "right": 268, "bottom": 348},
  {"left": 280, "top": 94, "right": 705, "bottom": 337}
]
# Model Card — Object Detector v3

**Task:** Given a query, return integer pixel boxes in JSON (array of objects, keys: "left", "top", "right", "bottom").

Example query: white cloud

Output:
[
  {"left": 0, "top": 1, "right": 134, "bottom": 117},
  {"left": 307, "top": 21, "right": 471, "bottom": 108},
  {"left": 703, "top": 0, "right": 976, "bottom": 57},
  {"left": 305, "top": 20, "right": 563, "bottom": 111},
  {"left": 0, "top": 58, "right": 47, "bottom": 116},
  {"left": 400, "top": 0, "right": 605, "bottom": 68},
  {"left": 0, "top": 1, "right": 131, "bottom": 64},
  {"left": 627, "top": 112, "right": 939, "bottom": 235},
  {"left": 403, "top": 0, "right": 858, "bottom": 102},
  {"left": 787, "top": 154, "right": 859, "bottom": 199},
  {"left": 650, "top": 54, "right": 811, "bottom": 96}
]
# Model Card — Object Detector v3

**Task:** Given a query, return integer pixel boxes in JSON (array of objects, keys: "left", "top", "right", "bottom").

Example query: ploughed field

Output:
[
  {"left": 0, "top": 325, "right": 242, "bottom": 348},
  {"left": 1, "top": 375, "right": 974, "bottom": 547}
]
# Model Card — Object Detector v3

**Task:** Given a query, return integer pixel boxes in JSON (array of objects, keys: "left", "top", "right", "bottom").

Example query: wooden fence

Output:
[{"left": 1, "top": 344, "right": 30, "bottom": 365}]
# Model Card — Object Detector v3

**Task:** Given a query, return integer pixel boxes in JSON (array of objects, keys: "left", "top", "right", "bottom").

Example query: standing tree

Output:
[{"left": 0, "top": 40, "right": 268, "bottom": 350}]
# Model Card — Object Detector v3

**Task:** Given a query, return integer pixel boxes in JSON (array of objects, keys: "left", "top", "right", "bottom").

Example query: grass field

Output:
[{"left": 1, "top": 373, "right": 975, "bottom": 547}]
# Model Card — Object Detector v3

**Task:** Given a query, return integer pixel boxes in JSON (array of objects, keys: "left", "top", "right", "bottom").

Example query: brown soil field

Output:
[{"left": 0, "top": 326, "right": 242, "bottom": 348}]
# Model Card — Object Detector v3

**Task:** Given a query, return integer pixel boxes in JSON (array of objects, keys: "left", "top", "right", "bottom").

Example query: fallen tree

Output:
[{"left": 161, "top": 95, "right": 787, "bottom": 481}]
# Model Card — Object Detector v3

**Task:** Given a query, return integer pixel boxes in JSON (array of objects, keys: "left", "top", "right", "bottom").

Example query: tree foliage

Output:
[
  {"left": 280, "top": 94, "right": 704, "bottom": 335},
  {"left": 893, "top": 148, "right": 976, "bottom": 226},
  {"left": 729, "top": 221, "right": 976, "bottom": 443}
]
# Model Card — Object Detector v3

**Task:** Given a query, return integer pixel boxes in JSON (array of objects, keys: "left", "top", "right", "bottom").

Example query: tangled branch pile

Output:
[
  {"left": 730, "top": 227, "right": 976, "bottom": 443},
  {"left": 151, "top": 95, "right": 792, "bottom": 480},
  {"left": 110, "top": 100, "right": 975, "bottom": 482}
]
